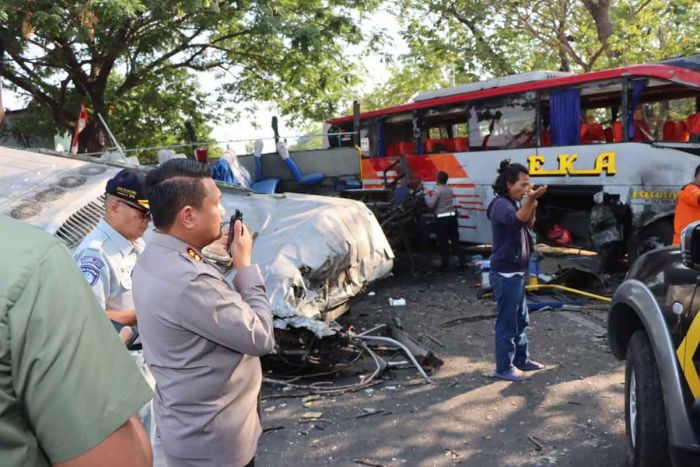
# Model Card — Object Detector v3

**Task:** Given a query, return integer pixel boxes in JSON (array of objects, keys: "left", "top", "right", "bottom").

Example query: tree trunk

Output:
[
  {"left": 79, "top": 120, "right": 107, "bottom": 154},
  {"left": 556, "top": 20, "right": 571, "bottom": 72},
  {"left": 580, "top": 0, "right": 617, "bottom": 57}
]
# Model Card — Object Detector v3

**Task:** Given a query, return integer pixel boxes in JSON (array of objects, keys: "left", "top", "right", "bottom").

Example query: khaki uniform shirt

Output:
[
  {"left": 73, "top": 218, "right": 145, "bottom": 312},
  {"left": 425, "top": 184, "right": 456, "bottom": 216},
  {"left": 133, "top": 232, "right": 275, "bottom": 466},
  {"left": 0, "top": 215, "right": 153, "bottom": 466}
]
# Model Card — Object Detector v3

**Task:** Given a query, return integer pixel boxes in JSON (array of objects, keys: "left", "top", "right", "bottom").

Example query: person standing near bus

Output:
[
  {"left": 673, "top": 164, "right": 700, "bottom": 245},
  {"left": 133, "top": 159, "right": 275, "bottom": 467},
  {"left": 425, "top": 171, "right": 466, "bottom": 271},
  {"left": 73, "top": 169, "right": 151, "bottom": 327},
  {"left": 487, "top": 160, "right": 547, "bottom": 382}
]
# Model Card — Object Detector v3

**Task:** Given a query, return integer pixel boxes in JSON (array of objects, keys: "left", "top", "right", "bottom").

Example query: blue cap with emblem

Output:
[{"left": 106, "top": 169, "right": 149, "bottom": 212}]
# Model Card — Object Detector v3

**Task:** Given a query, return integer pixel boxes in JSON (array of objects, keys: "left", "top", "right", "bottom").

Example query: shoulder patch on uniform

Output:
[
  {"left": 80, "top": 255, "right": 105, "bottom": 269},
  {"left": 186, "top": 247, "right": 202, "bottom": 262},
  {"left": 80, "top": 264, "right": 101, "bottom": 286},
  {"left": 88, "top": 238, "right": 105, "bottom": 250}
]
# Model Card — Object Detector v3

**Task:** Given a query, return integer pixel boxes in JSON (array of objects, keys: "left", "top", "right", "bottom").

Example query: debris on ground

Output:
[
  {"left": 354, "top": 459, "right": 386, "bottom": 467},
  {"left": 388, "top": 297, "right": 406, "bottom": 306},
  {"left": 528, "top": 434, "right": 545, "bottom": 451},
  {"left": 257, "top": 250, "right": 626, "bottom": 466}
]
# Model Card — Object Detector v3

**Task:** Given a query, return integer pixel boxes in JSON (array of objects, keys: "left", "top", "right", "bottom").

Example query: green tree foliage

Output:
[
  {"left": 360, "top": 62, "right": 456, "bottom": 111},
  {"left": 0, "top": 0, "right": 381, "bottom": 152},
  {"left": 288, "top": 121, "right": 324, "bottom": 151},
  {"left": 362, "top": 0, "right": 700, "bottom": 111}
]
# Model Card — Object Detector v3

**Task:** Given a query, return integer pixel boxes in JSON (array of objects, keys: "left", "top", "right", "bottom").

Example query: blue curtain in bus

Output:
[
  {"left": 549, "top": 89, "right": 581, "bottom": 146},
  {"left": 376, "top": 120, "right": 386, "bottom": 157},
  {"left": 627, "top": 80, "right": 647, "bottom": 140}
]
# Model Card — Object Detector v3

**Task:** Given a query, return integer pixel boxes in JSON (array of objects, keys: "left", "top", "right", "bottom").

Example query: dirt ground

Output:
[{"left": 256, "top": 261, "right": 627, "bottom": 467}]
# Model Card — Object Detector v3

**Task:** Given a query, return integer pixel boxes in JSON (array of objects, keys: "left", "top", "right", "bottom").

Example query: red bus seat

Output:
[
  {"left": 386, "top": 143, "right": 401, "bottom": 156},
  {"left": 612, "top": 121, "right": 650, "bottom": 142},
  {"left": 453, "top": 137, "right": 469, "bottom": 152},
  {"left": 580, "top": 123, "right": 606, "bottom": 144},
  {"left": 425, "top": 138, "right": 453, "bottom": 153},
  {"left": 663, "top": 120, "right": 689, "bottom": 142},
  {"left": 399, "top": 141, "right": 416, "bottom": 154},
  {"left": 540, "top": 129, "right": 551, "bottom": 146},
  {"left": 612, "top": 121, "right": 624, "bottom": 142},
  {"left": 662, "top": 121, "right": 674, "bottom": 141},
  {"left": 604, "top": 127, "right": 614, "bottom": 143},
  {"left": 637, "top": 121, "right": 651, "bottom": 141},
  {"left": 689, "top": 113, "right": 700, "bottom": 141}
]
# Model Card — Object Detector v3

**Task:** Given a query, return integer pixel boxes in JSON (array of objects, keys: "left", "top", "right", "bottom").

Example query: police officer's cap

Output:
[{"left": 105, "top": 169, "right": 150, "bottom": 213}]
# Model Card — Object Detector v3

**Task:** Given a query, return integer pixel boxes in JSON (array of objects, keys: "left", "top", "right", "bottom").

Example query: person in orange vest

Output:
[{"left": 673, "top": 164, "right": 700, "bottom": 245}]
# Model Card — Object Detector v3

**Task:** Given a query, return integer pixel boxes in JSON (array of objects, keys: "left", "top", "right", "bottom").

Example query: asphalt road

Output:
[{"left": 255, "top": 267, "right": 626, "bottom": 467}]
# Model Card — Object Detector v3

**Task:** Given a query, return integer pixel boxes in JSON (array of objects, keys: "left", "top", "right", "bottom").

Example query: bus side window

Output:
[
  {"left": 423, "top": 112, "right": 469, "bottom": 153},
  {"left": 468, "top": 93, "right": 536, "bottom": 150},
  {"left": 585, "top": 78, "right": 700, "bottom": 144},
  {"left": 425, "top": 126, "right": 451, "bottom": 153},
  {"left": 383, "top": 119, "right": 414, "bottom": 156},
  {"left": 580, "top": 111, "right": 610, "bottom": 144},
  {"left": 617, "top": 82, "right": 700, "bottom": 143},
  {"left": 648, "top": 94, "right": 700, "bottom": 143}
]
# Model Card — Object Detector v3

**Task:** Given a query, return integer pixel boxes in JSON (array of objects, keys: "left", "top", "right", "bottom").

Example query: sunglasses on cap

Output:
[{"left": 117, "top": 199, "right": 151, "bottom": 219}]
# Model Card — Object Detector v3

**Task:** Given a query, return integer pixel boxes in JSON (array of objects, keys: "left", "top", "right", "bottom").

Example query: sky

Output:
[
  {"left": 205, "top": 9, "right": 407, "bottom": 154},
  {"left": 2, "top": 9, "right": 408, "bottom": 156}
]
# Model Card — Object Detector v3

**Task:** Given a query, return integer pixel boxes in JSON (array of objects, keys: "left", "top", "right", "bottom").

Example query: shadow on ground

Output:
[{"left": 257, "top": 265, "right": 626, "bottom": 467}]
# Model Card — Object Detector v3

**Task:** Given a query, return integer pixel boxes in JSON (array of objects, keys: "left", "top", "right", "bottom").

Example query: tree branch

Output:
[
  {"left": 0, "top": 68, "right": 74, "bottom": 125},
  {"left": 443, "top": 6, "right": 515, "bottom": 75}
]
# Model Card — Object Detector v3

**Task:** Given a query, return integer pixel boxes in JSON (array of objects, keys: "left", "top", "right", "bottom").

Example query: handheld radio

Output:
[{"left": 226, "top": 209, "right": 243, "bottom": 253}]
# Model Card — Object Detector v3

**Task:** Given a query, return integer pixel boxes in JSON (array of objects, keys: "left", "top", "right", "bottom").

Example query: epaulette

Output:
[{"left": 186, "top": 246, "right": 202, "bottom": 262}]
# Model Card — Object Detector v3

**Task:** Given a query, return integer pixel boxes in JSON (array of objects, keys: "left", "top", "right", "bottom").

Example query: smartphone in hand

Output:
[{"left": 110, "top": 320, "right": 140, "bottom": 349}]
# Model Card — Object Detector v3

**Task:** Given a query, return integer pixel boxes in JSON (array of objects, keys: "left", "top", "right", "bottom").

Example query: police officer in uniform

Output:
[
  {"left": 74, "top": 169, "right": 150, "bottom": 326},
  {"left": 133, "top": 159, "right": 275, "bottom": 467},
  {"left": 425, "top": 171, "right": 466, "bottom": 271}
]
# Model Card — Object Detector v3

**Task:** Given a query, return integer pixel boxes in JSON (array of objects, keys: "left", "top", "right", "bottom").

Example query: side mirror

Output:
[{"left": 681, "top": 220, "right": 700, "bottom": 270}]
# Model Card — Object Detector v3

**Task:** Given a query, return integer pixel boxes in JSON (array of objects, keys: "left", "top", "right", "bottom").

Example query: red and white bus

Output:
[{"left": 326, "top": 55, "right": 700, "bottom": 258}]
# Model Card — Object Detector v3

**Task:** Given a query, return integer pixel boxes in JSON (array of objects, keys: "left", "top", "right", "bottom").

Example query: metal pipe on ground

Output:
[{"left": 356, "top": 335, "right": 432, "bottom": 383}]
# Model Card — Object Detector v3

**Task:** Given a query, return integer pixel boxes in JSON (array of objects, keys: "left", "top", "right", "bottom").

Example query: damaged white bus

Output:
[
  {"left": 0, "top": 146, "right": 394, "bottom": 342},
  {"left": 326, "top": 54, "right": 700, "bottom": 263}
]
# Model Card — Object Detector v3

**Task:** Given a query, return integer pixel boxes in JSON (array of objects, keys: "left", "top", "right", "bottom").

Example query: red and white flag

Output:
[{"left": 70, "top": 104, "right": 88, "bottom": 154}]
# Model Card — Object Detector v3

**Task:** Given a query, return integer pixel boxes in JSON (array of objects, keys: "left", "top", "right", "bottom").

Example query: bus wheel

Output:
[{"left": 628, "top": 219, "right": 673, "bottom": 262}]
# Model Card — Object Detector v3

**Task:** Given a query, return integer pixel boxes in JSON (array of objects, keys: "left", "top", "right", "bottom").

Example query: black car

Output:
[{"left": 609, "top": 221, "right": 700, "bottom": 466}]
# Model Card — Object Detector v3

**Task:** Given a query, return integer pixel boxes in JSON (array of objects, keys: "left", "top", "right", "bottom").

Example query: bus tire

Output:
[{"left": 628, "top": 218, "right": 673, "bottom": 262}]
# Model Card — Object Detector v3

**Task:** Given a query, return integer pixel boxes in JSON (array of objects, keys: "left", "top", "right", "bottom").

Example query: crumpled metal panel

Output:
[
  {"left": 216, "top": 191, "right": 393, "bottom": 317},
  {"left": 0, "top": 148, "right": 394, "bottom": 337}
]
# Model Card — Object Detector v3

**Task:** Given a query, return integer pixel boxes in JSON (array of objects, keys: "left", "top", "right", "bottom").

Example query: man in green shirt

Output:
[{"left": 0, "top": 215, "right": 154, "bottom": 466}]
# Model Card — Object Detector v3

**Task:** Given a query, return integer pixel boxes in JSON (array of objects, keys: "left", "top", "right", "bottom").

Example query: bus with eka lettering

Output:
[{"left": 326, "top": 54, "right": 700, "bottom": 260}]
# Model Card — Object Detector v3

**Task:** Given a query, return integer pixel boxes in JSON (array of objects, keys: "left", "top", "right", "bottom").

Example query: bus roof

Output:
[
  {"left": 327, "top": 55, "right": 700, "bottom": 125},
  {"left": 411, "top": 71, "right": 573, "bottom": 102}
]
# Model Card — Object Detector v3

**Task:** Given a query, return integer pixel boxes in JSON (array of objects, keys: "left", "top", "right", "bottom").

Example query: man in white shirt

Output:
[{"left": 74, "top": 169, "right": 150, "bottom": 326}]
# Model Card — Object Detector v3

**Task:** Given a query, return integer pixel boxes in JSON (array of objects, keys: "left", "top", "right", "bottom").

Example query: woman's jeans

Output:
[{"left": 490, "top": 272, "right": 530, "bottom": 373}]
